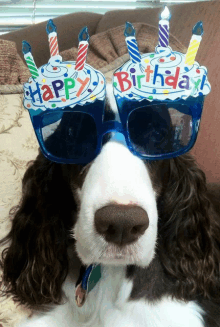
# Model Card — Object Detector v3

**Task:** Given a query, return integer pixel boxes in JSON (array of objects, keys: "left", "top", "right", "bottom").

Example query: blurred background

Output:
[{"left": 0, "top": 0, "right": 213, "bottom": 35}]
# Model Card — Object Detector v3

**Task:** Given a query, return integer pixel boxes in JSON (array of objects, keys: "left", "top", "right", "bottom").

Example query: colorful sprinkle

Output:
[
  {"left": 101, "top": 81, "right": 104, "bottom": 84},
  {"left": 163, "top": 90, "right": 169, "bottom": 95},
  {"left": 66, "top": 64, "right": 72, "bottom": 68},
  {"left": 159, "top": 59, "right": 165, "bottom": 63},
  {"left": 150, "top": 54, "right": 154, "bottom": 58},
  {"left": 196, "top": 69, "right": 200, "bottom": 73},
  {"left": 130, "top": 68, "right": 136, "bottom": 73},
  {"left": 55, "top": 59, "right": 60, "bottom": 63},
  {"left": 144, "top": 59, "right": 150, "bottom": 64},
  {"left": 87, "top": 70, "right": 91, "bottom": 74},
  {"left": 53, "top": 67, "right": 58, "bottom": 70},
  {"left": 64, "top": 73, "right": 68, "bottom": 77},
  {"left": 93, "top": 82, "right": 98, "bottom": 86},
  {"left": 184, "top": 67, "right": 189, "bottom": 72},
  {"left": 165, "top": 70, "right": 171, "bottom": 75},
  {"left": 170, "top": 56, "right": 176, "bottom": 61},
  {"left": 61, "top": 98, "right": 66, "bottom": 102},
  {"left": 113, "top": 82, "right": 117, "bottom": 87},
  {"left": 153, "top": 89, "right": 156, "bottom": 94},
  {"left": 148, "top": 96, "right": 153, "bottom": 100},
  {"left": 88, "top": 89, "right": 92, "bottom": 92},
  {"left": 26, "top": 91, "right": 29, "bottom": 96},
  {"left": 42, "top": 78, "right": 46, "bottom": 83},
  {"left": 128, "top": 93, "right": 133, "bottom": 98},
  {"left": 199, "top": 92, "right": 203, "bottom": 96},
  {"left": 41, "top": 68, "right": 44, "bottom": 73},
  {"left": 52, "top": 104, "right": 56, "bottom": 108},
  {"left": 27, "top": 104, "right": 31, "bottom": 108},
  {"left": 90, "top": 95, "right": 96, "bottom": 100}
]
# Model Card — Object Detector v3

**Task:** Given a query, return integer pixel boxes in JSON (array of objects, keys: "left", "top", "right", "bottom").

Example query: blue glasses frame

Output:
[{"left": 28, "top": 95, "right": 205, "bottom": 164}]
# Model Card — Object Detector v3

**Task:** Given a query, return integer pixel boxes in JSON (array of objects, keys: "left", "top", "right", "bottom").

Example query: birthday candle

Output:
[
  {"left": 22, "top": 41, "right": 39, "bottom": 79},
  {"left": 75, "top": 27, "right": 90, "bottom": 71},
  {"left": 124, "top": 22, "right": 141, "bottom": 64},
  {"left": 185, "top": 21, "right": 203, "bottom": 66},
  {"left": 158, "top": 6, "right": 171, "bottom": 48},
  {"left": 46, "top": 19, "right": 59, "bottom": 57}
]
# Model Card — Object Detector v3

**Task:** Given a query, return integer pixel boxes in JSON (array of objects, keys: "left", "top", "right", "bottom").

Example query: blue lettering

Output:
[
  {"left": 29, "top": 82, "right": 43, "bottom": 103},
  {"left": 200, "top": 74, "right": 206, "bottom": 90},
  {"left": 153, "top": 65, "right": 164, "bottom": 86}
]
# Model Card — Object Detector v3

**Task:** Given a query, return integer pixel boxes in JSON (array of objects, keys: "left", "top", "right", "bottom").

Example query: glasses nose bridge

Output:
[{"left": 101, "top": 120, "right": 124, "bottom": 136}]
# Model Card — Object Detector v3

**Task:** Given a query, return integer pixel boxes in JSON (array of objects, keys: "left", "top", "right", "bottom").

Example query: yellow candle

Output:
[{"left": 185, "top": 21, "right": 203, "bottom": 66}]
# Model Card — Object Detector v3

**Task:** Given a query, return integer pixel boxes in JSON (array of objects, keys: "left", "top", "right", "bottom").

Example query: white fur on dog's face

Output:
[{"left": 73, "top": 84, "right": 158, "bottom": 268}]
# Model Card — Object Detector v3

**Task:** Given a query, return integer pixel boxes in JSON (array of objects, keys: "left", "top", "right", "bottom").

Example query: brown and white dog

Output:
[{"left": 1, "top": 84, "right": 220, "bottom": 327}]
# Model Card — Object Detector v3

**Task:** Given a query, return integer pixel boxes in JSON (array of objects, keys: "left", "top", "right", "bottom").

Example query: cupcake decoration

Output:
[
  {"left": 22, "top": 21, "right": 105, "bottom": 112},
  {"left": 113, "top": 8, "right": 210, "bottom": 103}
]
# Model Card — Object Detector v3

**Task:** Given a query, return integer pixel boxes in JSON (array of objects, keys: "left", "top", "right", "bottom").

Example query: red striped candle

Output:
[
  {"left": 46, "top": 19, "right": 59, "bottom": 57},
  {"left": 75, "top": 27, "right": 90, "bottom": 71}
]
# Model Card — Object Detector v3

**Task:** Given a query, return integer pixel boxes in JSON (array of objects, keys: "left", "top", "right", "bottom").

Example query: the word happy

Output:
[
  {"left": 28, "top": 77, "right": 90, "bottom": 103},
  {"left": 114, "top": 65, "right": 207, "bottom": 92}
]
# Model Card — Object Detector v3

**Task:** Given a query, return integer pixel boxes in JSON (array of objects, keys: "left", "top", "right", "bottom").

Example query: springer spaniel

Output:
[{"left": 1, "top": 85, "right": 220, "bottom": 327}]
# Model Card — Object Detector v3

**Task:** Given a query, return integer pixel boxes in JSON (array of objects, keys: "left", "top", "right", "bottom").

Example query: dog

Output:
[{"left": 1, "top": 84, "right": 220, "bottom": 327}]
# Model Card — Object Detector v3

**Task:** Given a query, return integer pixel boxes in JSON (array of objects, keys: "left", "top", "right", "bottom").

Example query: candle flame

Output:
[
  {"left": 22, "top": 40, "right": 31, "bottom": 54},
  {"left": 192, "top": 21, "right": 203, "bottom": 36},
  {"left": 78, "top": 26, "right": 90, "bottom": 43},
  {"left": 46, "top": 19, "right": 57, "bottom": 34},
  {"left": 124, "top": 22, "right": 135, "bottom": 37},
  {"left": 160, "top": 6, "right": 171, "bottom": 21}
]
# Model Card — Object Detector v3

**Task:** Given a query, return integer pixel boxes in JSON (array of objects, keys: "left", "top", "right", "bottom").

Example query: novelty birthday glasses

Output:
[{"left": 22, "top": 10, "right": 211, "bottom": 164}]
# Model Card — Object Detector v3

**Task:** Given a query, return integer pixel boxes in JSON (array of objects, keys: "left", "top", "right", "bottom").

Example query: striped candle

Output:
[
  {"left": 124, "top": 22, "right": 141, "bottom": 63},
  {"left": 158, "top": 6, "right": 171, "bottom": 48},
  {"left": 75, "top": 27, "right": 90, "bottom": 71},
  {"left": 46, "top": 19, "right": 59, "bottom": 57},
  {"left": 185, "top": 21, "right": 203, "bottom": 66},
  {"left": 22, "top": 41, "right": 39, "bottom": 79}
]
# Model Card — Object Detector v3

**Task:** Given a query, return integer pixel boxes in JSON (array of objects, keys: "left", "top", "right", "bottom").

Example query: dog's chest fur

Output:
[{"left": 21, "top": 265, "right": 204, "bottom": 327}]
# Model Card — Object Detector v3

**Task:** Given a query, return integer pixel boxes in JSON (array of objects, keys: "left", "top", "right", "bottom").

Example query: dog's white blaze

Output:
[{"left": 74, "top": 140, "right": 158, "bottom": 267}]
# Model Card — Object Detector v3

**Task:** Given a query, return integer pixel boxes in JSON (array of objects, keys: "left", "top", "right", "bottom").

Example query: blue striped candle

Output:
[
  {"left": 158, "top": 6, "right": 171, "bottom": 48},
  {"left": 124, "top": 22, "right": 141, "bottom": 64}
]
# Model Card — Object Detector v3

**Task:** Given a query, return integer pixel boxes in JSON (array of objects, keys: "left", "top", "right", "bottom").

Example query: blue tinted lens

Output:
[
  {"left": 41, "top": 111, "right": 98, "bottom": 160},
  {"left": 128, "top": 104, "right": 193, "bottom": 156}
]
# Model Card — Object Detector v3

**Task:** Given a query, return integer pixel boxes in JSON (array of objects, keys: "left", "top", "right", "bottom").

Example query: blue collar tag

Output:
[{"left": 75, "top": 264, "right": 102, "bottom": 307}]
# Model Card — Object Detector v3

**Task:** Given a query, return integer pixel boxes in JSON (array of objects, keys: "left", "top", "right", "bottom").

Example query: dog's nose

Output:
[{"left": 94, "top": 204, "right": 149, "bottom": 246}]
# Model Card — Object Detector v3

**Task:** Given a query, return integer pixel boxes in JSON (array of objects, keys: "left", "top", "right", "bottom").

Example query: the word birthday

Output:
[
  {"left": 27, "top": 77, "right": 90, "bottom": 102},
  {"left": 114, "top": 65, "right": 207, "bottom": 92}
]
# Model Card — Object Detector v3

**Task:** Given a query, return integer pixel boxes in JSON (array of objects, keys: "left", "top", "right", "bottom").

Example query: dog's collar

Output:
[{"left": 75, "top": 264, "right": 102, "bottom": 307}]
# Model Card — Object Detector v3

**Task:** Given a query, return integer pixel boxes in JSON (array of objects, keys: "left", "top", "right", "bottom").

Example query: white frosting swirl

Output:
[
  {"left": 113, "top": 46, "right": 211, "bottom": 102},
  {"left": 23, "top": 55, "right": 106, "bottom": 111}
]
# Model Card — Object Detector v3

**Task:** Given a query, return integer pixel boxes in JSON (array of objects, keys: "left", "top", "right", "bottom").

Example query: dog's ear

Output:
[
  {"left": 155, "top": 153, "right": 220, "bottom": 301},
  {"left": 0, "top": 152, "right": 77, "bottom": 309}
]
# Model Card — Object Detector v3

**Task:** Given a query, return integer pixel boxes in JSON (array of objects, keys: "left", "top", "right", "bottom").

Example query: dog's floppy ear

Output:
[
  {"left": 0, "top": 152, "right": 77, "bottom": 309},
  {"left": 155, "top": 153, "right": 220, "bottom": 301}
]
